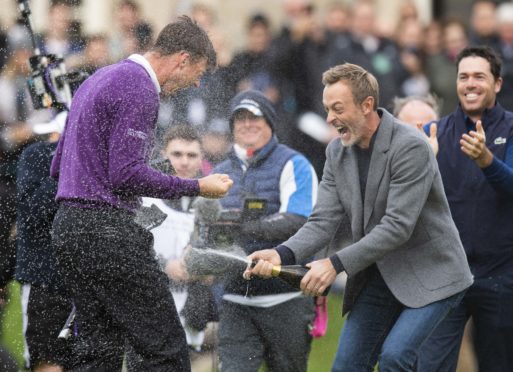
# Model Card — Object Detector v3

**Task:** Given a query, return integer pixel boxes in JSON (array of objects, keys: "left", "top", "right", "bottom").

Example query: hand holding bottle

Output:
[
  {"left": 302, "top": 258, "right": 337, "bottom": 297},
  {"left": 244, "top": 249, "right": 282, "bottom": 279},
  {"left": 245, "top": 251, "right": 335, "bottom": 296}
]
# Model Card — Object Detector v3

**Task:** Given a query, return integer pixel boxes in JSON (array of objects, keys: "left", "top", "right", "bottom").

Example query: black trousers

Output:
[
  {"left": 52, "top": 205, "right": 190, "bottom": 372},
  {"left": 25, "top": 284, "right": 74, "bottom": 369}
]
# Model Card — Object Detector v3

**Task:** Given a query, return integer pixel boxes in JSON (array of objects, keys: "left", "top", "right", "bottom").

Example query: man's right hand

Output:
[
  {"left": 243, "top": 249, "right": 282, "bottom": 279},
  {"left": 198, "top": 173, "right": 233, "bottom": 198}
]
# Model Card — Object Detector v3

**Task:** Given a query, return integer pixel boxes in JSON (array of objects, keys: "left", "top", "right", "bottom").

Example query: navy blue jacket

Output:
[
  {"left": 436, "top": 104, "right": 513, "bottom": 278},
  {"left": 15, "top": 142, "right": 60, "bottom": 289},
  {"left": 214, "top": 137, "right": 316, "bottom": 296}
]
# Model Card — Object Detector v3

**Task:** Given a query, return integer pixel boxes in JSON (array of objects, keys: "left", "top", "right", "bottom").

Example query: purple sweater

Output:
[{"left": 50, "top": 59, "right": 199, "bottom": 211}]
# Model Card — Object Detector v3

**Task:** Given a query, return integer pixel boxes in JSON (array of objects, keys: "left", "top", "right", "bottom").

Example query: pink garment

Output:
[{"left": 310, "top": 296, "right": 328, "bottom": 338}]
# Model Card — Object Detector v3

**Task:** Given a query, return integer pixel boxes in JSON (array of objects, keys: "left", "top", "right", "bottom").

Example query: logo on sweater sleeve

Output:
[{"left": 127, "top": 128, "right": 148, "bottom": 140}]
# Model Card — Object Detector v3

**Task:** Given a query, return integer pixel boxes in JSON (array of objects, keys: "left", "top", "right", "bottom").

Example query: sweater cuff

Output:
[
  {"left": 329, "top": 255, "right": 345, "bottom": 274},
  {"left": 275, "top": 245, "right": 296, "bottom": 265},
  {"left": 180, "top": 179, "right": 200, "bottom": 197},
  {"left": 481, "top": 156, "right": 500, "bottom": 176}
]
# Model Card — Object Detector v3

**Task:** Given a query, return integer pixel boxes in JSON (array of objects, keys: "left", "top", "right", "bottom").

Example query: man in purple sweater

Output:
[{"left": 50, "top": 16, "right": 232, "bottom": 371}]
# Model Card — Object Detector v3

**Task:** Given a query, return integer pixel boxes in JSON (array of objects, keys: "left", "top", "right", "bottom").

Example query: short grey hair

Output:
[{"left": 392, "top": 94, "right": 440, "bottom": 118}]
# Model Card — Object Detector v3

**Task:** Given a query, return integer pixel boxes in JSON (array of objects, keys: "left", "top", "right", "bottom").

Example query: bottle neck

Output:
[{"left": 271, "top": 265, "right": 281, "bottom": 277}]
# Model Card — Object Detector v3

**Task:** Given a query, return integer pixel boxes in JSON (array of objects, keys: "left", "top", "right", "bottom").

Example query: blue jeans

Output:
[
  {"left": 331, "top": 267, "right": 465, "bottom": 372},
  {"left": 417, "top": 273, "right": 513, "bottom": 372}
]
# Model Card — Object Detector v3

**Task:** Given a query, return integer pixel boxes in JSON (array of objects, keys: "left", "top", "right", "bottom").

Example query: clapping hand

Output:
[
  {"left": 417, "top": 122, "right": 438, "bottom": 155},
  {"left": 460, "top": 120, "right": 493, "bottom": 168}
]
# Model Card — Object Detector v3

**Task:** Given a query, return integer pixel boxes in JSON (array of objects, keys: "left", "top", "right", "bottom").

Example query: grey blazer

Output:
[{"left": 283, "top": 109, "right": 473, "bottom": 314}]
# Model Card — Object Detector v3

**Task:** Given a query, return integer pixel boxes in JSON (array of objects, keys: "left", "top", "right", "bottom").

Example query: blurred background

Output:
[{"left": 0, "top": 0, "right": 507, "bottom": 371}]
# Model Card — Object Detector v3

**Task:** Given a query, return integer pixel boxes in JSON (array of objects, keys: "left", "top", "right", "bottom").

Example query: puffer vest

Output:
[{"left": 214, "top": 137, "right": 302, "bottom": 295}]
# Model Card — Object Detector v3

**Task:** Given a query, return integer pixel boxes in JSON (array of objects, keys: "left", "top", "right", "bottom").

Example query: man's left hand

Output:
[
  {"left": 301, "top": 258, "right": 337, "bottom": 297},
  {"left": 460, "top": 120, "right": 493, "bottom": 168}
]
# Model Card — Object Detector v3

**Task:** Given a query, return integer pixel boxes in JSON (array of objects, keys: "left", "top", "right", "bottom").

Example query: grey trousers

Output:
[{"left": 218, "top": 296, "right": 315, "bottom": 372}]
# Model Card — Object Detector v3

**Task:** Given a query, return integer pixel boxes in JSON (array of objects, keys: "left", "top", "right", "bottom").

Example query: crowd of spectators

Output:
[
  {"left": 2, "top": 0, "right": 513, "bottom": 180},
  {"left": 1, "top": 0, "right": 512, "bottom": 370}
]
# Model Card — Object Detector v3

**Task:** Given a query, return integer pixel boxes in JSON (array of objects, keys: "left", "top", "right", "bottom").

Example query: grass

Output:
[
  {"left": 308, "top": 293, "right": 345, "bottom": 371},
  {"left": 1, "top": 281, "right": 25, "bottom": 368},
  {"left": 1, "top": 281, "right": 345, "bottom": 371}
]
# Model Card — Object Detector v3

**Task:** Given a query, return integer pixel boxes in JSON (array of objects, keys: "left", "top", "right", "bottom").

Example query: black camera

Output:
[
  {"left": 193, "top": 198, "right": 267, "bottom": 248},
  {"left": 18, "top": 0, "right": 88, "bottom": 111},
  {"left": 27, "top": 54, "right": 88, "bottom": 110}
]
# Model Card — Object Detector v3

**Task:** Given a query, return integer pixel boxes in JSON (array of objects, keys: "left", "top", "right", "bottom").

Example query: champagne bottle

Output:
[{"left": 270, "top": 265, "right": 330, "bottom": 296}]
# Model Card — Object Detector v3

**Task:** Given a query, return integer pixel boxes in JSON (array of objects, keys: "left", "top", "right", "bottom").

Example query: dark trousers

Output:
[
  {"left": 24, "top": 284, "right": 74, "bottom": 369},
  {"left": 418, "top": 273, "right": 513, "bottom": 372},
  {"left": 218, "top": 296, "right": 315, "bottom": 372},
  {"left": 52, "top": 205, "right": 190, "bottom": 372}
]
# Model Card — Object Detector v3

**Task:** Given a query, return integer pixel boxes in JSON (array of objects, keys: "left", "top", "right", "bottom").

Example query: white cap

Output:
[
  {"left": 233, "top": 99, "right": 264, "bottom": 117},
  {"left": 32, "top": 111, "right": 68, "bottom": 135}
]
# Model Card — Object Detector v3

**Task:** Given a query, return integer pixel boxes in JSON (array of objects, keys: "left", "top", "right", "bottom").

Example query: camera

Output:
[
  {"left": 192, "top": 198, "right": 267, "bottom": 248},
  {"left": 17, "top": 0, "right": 88, "bottom": 111}
]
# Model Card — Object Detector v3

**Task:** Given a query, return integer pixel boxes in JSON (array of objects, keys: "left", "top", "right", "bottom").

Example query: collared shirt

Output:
[{"left": 128, "top": 53, "right": 161, "bottom": 93}]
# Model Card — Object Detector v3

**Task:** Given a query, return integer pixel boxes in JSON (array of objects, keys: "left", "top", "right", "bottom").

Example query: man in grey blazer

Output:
[{"left": 246, "top": 63, "right": 473, "bottom": 371}]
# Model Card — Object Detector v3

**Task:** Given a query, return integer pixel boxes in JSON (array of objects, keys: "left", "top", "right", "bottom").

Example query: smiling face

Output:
[
  {"left": 457, "top": 56, "right": 502, "bottom": 121},
  {"left": 323, "top": 80, "right": 374, "bottom": 148},
  {"left": 232, "top": 109, "right": 273, "bottom": 150}
]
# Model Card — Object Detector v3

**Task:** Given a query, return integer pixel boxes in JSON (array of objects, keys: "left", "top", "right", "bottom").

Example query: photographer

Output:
[
  {"left": 15, "top": 113, "right": 73, "bottom": 372},
  {"left": 0, "top": 23, "right": 53, "bottom": 284},
  {"left": 213, "top": 90, "right": 318, "bottom": 372}
]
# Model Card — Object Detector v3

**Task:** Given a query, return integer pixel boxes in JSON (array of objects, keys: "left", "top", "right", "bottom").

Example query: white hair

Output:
[{"left": 497, "top": 3, "right": 513, "bottom": 24}]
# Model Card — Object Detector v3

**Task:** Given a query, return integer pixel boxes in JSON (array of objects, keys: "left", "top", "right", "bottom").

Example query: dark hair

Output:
[
  {"left": 322, "top": 63, "right": 379, "bottom": 110},
  {"left": 151, "top": 15, "right": 216, "bottom": 72},
  {"left": 248, "top": 13, "right": 270, "bottom": 30},
  {"left": 456, "top": 46, "right": 502, "bottom": 81},
  {"left": 134, "top": 22, "right": 153, "bottom": 51},
  {"left": 163, "top": 125, "right": 201, "bottom": 147}
]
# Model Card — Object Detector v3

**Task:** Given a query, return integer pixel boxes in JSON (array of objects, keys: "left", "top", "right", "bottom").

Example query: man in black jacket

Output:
[{"left": 15, "top": 113, "right": 73, "bottom": 371}]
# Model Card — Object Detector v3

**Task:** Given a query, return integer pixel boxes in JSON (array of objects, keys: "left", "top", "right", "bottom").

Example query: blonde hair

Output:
[{"left": 322, "top": 63, "right": 379, "bottom": 110}]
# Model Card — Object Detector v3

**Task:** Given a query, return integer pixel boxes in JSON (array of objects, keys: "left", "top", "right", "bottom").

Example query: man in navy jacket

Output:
[{"left": 418, "top": 46, "right": 513, "bottom": 372}]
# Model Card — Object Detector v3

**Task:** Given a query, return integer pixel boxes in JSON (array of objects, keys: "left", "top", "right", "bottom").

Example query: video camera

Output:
[
  {"left": 17, "top": 0, "right": 88, "bottom": 111},
  {"left": 192, "top": 198, "right": 267, "bottom": 248}
]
